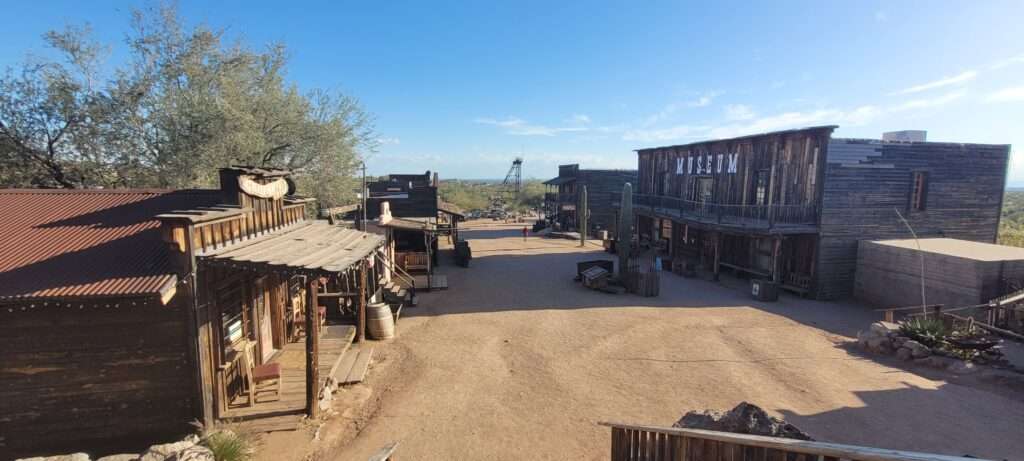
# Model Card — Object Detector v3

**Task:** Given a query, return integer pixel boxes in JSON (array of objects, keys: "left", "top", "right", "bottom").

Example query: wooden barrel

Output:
[{"left": 366, "top": 301, "right": 395, "bottom": 340}]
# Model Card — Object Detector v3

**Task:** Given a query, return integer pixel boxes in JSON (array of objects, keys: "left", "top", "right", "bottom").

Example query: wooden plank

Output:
[{"left": 340, "top": 348, "right": 374, "bottom": 384}]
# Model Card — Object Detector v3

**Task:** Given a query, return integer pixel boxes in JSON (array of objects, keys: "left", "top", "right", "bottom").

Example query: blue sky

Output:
[{"left": 3, "top": 1, "right": 1023, "bottom": 182}]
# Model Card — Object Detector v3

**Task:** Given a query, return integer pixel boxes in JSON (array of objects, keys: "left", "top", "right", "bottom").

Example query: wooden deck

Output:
[{"left": 221, "top": 324, "right": 355, "bottom": 423}]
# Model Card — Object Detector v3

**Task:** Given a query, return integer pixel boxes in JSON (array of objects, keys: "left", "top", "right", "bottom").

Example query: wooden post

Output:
[
  {"left": 358, "top": 260, "right": 367, "bottom": 342},
  {"left": 305, "top": 276, "right": 320, "bottom": 418},
  {"left": 713, "top": 232, "right": 721, "bottom": 282},
  {"left": 772, "top": 237, "right": 782, "bottom": 284},
  {"left": 182, "top": 224, "right": 215, "bottom": 427}
]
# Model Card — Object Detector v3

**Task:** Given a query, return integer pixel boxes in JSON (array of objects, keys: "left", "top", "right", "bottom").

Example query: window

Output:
[
  {"left": 753, "top": 170, "right": 769, "bottom": 205},
  {"left": 910, "top": 172, "right": 928, "bottom": 211},
  {"left": 689, "top": 177, "right": 714, "bottom": 202}
]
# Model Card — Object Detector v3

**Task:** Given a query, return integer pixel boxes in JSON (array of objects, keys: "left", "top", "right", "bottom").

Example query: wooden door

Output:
[{"left": 254, "top": 279, "right": 276, "bottom": 363}]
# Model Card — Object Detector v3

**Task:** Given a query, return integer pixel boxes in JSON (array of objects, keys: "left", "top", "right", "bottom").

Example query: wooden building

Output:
[
  {"left": 631, "top": 126, "right": 1010, "bottom": 299},
  {"left": 359, "top": 172, "right": 464, "bottom": 290},
  {"left": 0, "top": 167, "right": 385, "bottom": 458},
  {"left": 543, "top": 164, "right": 637, "bottom": 236},
  {"left": 855, "top": 238, "right": 1024, "bottom": 308}
]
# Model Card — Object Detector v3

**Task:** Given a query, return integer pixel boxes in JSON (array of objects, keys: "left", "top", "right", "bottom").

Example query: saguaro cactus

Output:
[
  {"left": 579, "top": 185, "right": 588, "bottom": 247},
  {"left": 618, "top": 182, "right": 633, "bottom": 277}
]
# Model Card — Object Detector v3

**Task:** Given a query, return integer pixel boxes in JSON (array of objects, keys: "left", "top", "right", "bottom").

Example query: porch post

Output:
[
  {"left": 358, "top": 260, "right": 367, "bottom": 343},
  {"left": 305, "top": 276, "right": 320, "bottom": 418},
  {"left": 713, "top": 232, "right": 721, "bottom": 282},
  {"left": 772, "top": 237, "right": 782, "bottom": 284}
]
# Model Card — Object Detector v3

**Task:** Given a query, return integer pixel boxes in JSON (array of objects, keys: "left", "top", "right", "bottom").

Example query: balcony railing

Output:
[
  {"left": 631, "top": 193, "right": 818, "bottom": 228},
  {"left": 544, "top": 192, "right": 558, "bottom": 202}
]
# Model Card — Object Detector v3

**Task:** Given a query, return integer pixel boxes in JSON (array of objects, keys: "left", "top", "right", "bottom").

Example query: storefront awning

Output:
[{"left": 200, "top": 221, "right": 384, "bottom": 274}]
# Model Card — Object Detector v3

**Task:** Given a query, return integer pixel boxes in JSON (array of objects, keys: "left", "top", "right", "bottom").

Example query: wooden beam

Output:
[
  {"left": 358, "top": 259, "right": 367, "bottom": 343},
  {"left": 772, "top": 237, "right": 782, "bottom": 284},
  {"left": 713, "top": 232, "right": 721, "bottom": 282},
  {"left": 305, "top": 277, "right": 320, "bottom": 418}
]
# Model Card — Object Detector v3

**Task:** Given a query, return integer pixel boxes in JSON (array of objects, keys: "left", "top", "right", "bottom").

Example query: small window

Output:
[
  {"left": 753, "top": 170, "right": 769, "bottom": 205},
  {"left": 689, "top": 177, "right": 713, "bottom": 202},
  {"left": 910, "top": 172, "right": 928, "bottom": 211}
]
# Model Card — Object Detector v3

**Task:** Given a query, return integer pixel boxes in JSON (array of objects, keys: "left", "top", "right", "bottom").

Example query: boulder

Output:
[
  {"left": 139, "top": 436, "right": 198, "bottom": 461},
  {"left": 167, "top": 445, "right": 213, "bottom": 461},
  {"left": 896, "top": 347, "right": 913, "bottom": 361},
  {"left": 673, "top": 401, "right": 813, "bottom": 441},
  {"left": 96, "top": 455, "right": 139, "bottom": 461},
  {"left": 866, "top": 336, "right": 893, "bottom": 354},
  {"left": 16, "top": 454, "right": 90, "bottom": 461},
  {"left": 904, "top": 340, "right": 931, "bottom": 358},
  {"left": 870, "top": 321, "right": 900, "bottom": 337}
]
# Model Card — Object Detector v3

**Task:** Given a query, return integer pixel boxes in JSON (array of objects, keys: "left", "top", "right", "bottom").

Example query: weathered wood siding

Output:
[
  {"left": 577, "top": 169, "right": 637, "bottom": 236},
  {"left": 816, "top": 139, "right": 1010, "bottom": 299},
  {"left": 854, "top": 240, "right": 1024, "bottom": 308},
  {"left": 636, "top": 127, "right": 832, "bottom": 206},
  {"left": 0, "top": 300, "right": 194, "bottom": 458}
]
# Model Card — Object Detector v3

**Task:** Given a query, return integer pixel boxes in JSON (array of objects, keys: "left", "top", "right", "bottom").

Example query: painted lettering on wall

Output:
[{"left": 676, "top": 153, "right": 738, "bottom": 175}]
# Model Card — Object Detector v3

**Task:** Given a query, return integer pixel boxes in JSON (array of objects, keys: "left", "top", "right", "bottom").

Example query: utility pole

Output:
[{"left": 361, "top": 161, "right": 367, "bottom": 231}]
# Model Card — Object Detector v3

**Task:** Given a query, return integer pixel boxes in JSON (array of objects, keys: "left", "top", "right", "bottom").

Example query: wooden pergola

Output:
[{"left": 199, "top": 221, "right": 384, "bottom": 417}]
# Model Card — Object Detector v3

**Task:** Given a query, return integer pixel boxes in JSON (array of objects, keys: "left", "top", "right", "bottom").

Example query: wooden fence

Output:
[{"left": 600, "top": 422, "right": 988, "bottom": 461}]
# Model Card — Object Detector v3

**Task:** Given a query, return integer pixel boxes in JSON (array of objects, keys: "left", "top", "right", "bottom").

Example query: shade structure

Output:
[{"left": 200, "top": 221, "right": 384, "bottom": 274}]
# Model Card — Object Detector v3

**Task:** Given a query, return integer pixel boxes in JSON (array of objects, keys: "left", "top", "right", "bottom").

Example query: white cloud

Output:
[
  {"left": 991, "top": 53, "right": 1024, "bottom": 70},
  {"left": 985, "top": 86, "right": 1024, "bottom": 103},
  {"left": 566, "top": 114, "right": 591, "bottom": 124},
  {"left": 889, "top": 90, "right": 966, "bottom": 111},
  {"left": 622, "top": 125, "right": 710, "bottom": 143},
  {"left": 724, "top": 104, "right": 756, "bottom": 121},
  {"left": 891, "top": 71, "right": 977, "bottom": 95},
  {"left": 688, "top": 91, "right": 722, "bottom": 107},
  {"left": 377, "top": 137, "right": 401, "bottom": 145},
  {"left": 622, "top": 105, "right": 882, "bottom": 144},
  {"left": 474, "top": 116, "right": 589, "bottom": 136}
]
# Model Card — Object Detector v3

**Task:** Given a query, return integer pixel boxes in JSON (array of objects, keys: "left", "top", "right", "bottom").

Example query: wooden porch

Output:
[{"left": 221, "top": 324, "right": 355, "bottom": 421}]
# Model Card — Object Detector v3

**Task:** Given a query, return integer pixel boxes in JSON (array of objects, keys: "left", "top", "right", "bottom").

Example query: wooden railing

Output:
[
  {"left": 601, "top": 422, "right": 989, "bottom": 461},
  {"left": 191, "top": 203, "right": 306, "bottom": 254},
  {"left": 631, "top": 194, "right": 818, "bottom": 227}
]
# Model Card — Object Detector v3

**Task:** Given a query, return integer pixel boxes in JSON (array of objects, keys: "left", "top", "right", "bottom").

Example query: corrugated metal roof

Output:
[
  {"left": 201, "top": 221, "right": 384, "bottom": 274},
  {"left": 0, "top": 189, "right": 222, "bottom": 302}
]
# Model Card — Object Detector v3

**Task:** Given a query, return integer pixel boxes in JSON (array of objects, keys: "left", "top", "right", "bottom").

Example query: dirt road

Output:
[{"left": 320, "top": 222, "right": 1024, "bottom": 460}]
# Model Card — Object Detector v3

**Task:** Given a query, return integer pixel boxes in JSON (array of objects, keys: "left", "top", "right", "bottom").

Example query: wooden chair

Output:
[{"left": 239, "top": 341, "right": 281, "bottom": 405}]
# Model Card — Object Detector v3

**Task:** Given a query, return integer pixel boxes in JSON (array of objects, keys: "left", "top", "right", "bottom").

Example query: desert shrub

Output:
[
  {"left": 202, "top": 430, "right": 253, "bottom": 461},
  {"left": 899, "top": 317, "right": 948, "bottom": 348}
]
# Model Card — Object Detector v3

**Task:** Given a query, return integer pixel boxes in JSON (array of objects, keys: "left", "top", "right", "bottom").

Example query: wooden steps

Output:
[{"left": 333, "top": 347, "right": 374, "bottom": 386}]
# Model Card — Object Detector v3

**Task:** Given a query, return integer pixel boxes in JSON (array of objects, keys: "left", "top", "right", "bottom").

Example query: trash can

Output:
[{"left": 751, "top": 279, "right": 778, "bottom": 302}]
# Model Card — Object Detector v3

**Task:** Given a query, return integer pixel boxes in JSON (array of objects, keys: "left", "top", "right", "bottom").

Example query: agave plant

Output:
[{"left": 899, "top": 317, "right": 948, "bottom": 348}]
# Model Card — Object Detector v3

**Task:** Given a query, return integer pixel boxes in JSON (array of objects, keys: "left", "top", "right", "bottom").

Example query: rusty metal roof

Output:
[{"left": 0, "top": 188, "right": 222, "bottom": 302}]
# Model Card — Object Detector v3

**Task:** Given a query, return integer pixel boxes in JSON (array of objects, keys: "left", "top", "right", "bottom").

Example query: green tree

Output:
[{"left": 1, "top": 4, "right": 375, "bottom": 207}]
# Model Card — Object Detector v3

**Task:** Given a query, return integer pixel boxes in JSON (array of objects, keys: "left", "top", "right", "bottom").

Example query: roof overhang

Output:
[
  {"left": 543, "top": 176, "right": 576, "bottom": 186},
  {"left": 199, "top": 221, "right": 385, "bottom": 275}
]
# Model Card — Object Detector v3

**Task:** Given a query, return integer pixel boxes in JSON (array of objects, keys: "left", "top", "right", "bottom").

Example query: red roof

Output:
[{"left": 0, "top": 189, "right": 222, "bottom": 302}]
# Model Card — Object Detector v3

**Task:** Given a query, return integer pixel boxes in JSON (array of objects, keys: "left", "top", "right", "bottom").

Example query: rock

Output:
[
  {"left": 167, "top": 445, "right": 213, "bottom": 461},
  {"left": 16, "top": 454, "right": 90, "bottom": 461},
  {"left": 923, "top": 355, "right": 958, "bottom": 370},
  {"left": 904, "top": 340, "right": 931, "bottom": 358},
  {"left": 866, "top": 336, "right": 893, "bottom": 354},
  {"left": 892, "top": 336, "right": 910, "bottom": 348},
  {"left": 896, "top": 347, "right": 913, "bottom": 361},
  {"left": 870, "top": 321, "right": 900, "bottom": 337},
  {"left": 140, "top": 437, "right": 197, "bottom": 461},
  {"left": 950, "top": 361, "right": 979, "bottom": 375},
  {"left": 96, "top": 455, "right": 139, "bottom": 461},
  {"left": 673, "top": 401, "right": 813, "bottom": 441}
]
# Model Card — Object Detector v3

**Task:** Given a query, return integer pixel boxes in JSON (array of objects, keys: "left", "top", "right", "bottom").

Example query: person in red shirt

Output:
[{"left": 522, "top": 226, "right": 528, "bottom": 241}]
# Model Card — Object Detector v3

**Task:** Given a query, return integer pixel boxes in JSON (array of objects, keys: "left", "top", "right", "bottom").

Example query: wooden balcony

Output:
[{"left": 630, "top": 194, "right": 818, "bottom": 234}]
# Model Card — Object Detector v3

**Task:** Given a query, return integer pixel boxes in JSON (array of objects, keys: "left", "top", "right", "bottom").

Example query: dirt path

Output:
[{"left": 315, "top": 222, "right": 1024, "bottom": 460}]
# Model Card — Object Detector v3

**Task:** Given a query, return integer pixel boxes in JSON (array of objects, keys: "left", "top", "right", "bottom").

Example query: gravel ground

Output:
[{"left": 317, "top": 222, "right": 1024, "bottom": 461}]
